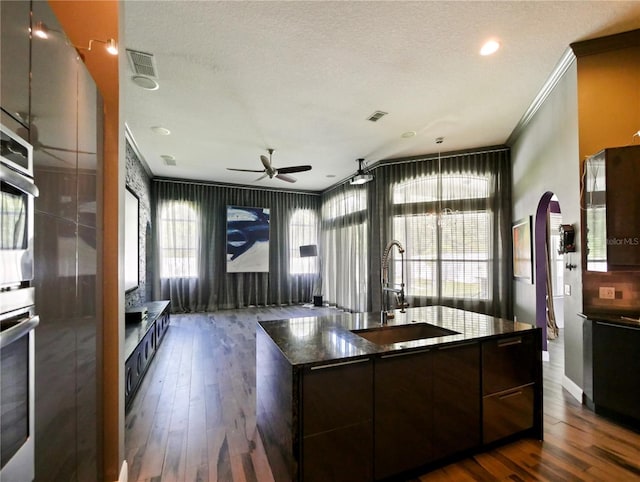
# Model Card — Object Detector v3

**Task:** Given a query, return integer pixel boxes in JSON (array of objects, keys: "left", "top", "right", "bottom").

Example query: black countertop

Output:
[
  {"left": 579, "top": 312, "right": 640, "bottom": 329},
  {"left": 258, "top": 305, "right": 538, "bottom": 367}
]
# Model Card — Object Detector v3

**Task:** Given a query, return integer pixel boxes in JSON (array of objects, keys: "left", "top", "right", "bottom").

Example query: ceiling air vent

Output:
[
  {"left": 367, "top": 110, "right": 388, "bottom": 122},
  {"left": 126, "top": 49, "right": 158, "bottom": 78},
  {"left": 161, "top": 155, "right": 176, "bottom": 166}
]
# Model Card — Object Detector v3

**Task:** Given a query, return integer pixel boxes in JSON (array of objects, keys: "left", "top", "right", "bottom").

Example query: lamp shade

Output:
[{"left": 299, "top": 244, "right": 318, "bottom": 257}]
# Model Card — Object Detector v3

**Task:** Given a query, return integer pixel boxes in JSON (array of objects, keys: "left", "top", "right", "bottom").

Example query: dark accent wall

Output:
[{"left": 125, "top": 140, "right": 153, "bottom": 307}]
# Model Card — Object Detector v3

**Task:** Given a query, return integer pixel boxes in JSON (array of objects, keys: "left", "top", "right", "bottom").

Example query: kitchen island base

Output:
[{"left": 257, "top": 306, "right": 543, "bottom": 481}]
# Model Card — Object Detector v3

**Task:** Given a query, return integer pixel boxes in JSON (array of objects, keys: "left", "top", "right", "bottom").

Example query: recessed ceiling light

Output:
[
  {"left": 132, "top": 75, "right": 159, "bottom": 90},
  {"left": 151, "top": 126, "right": 171, "bottom": 135},
  {"left": 326, "top": 174, "right": 336, "bottom": 178},
  {"left": 480, "top": 39, "right": 501, "bottom": 56},
  {"left": 401, "top": 131, "right": 416, "bottom": 138}
]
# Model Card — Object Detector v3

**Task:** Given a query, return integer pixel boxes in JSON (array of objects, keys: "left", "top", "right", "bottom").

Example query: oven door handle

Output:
[
  {"left": 0, "top": 163, "right": 39, "bottom": 197},
  {"left": 0, "top": 315, "right": 40, "bottom": 348}
]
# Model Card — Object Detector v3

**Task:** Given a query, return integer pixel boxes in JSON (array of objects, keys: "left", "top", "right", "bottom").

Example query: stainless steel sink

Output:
[{"left": 351, "top": 322, "right": 459, "bottom": 345}]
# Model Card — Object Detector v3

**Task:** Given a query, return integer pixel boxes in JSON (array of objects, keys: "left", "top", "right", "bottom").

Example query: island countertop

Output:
[{"left": 258, "top": 305, "right": 538, "bottom": 367}]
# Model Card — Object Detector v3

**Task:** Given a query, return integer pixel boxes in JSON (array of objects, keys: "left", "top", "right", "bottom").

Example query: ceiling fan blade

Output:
[
  {"left": 227, "top": 168, "right": 266, "bottom": 173},
  {"left": 275, "top": 173, "right": 297, "bottom": 183},
  {"left": 41, "top": 147, "right": 74, "bottom": 166},
  {"left": 276, "top": 165, "right": 312, "bottom": 174},
  {"left": 41, "top": 143, "right": 96, "bottom": 155},
  {"left": 260, "top": 155, "right": 271, "bottom": 170},
  {"left": 255, "top": 173, "right": 269, "bottom": 182}
]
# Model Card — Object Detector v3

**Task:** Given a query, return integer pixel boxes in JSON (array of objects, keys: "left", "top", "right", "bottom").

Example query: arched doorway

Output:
[{"left": 534, "top": 192, "right": 565, "bottom": 359}]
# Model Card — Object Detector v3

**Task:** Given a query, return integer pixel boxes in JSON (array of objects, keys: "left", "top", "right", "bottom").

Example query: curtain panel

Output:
[
  {"left": 151, "top": 180, "right": 321, "bottom": 312},
  {"left": 320, "top": 184, "right": 370, "bottom": 312}
]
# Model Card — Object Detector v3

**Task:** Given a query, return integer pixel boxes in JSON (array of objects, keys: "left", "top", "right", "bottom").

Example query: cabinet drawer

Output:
[
  {"left": 482, "top": 334, "right": 536, "bottom": 395},
  {"left": 302, "top": 358, "right": 373, "bottom": 436},
  {"left": 483, "top": 384, "right": 534, "bottom": 444}
]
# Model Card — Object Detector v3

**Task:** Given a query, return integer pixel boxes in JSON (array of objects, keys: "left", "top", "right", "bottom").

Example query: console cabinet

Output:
[
  {"left": 584, "top": 318, "right": 640, "bottom": 429},
  {"left": 124, "top": 300, "right": 170, "bottom": 409}
]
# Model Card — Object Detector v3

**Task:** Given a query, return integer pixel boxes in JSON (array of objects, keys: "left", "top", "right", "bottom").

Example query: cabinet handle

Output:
[
  {"left": 437, "top": 341, "right": 476, "bottom": 351},
  {"left": 497, "top": 337, "right": 522, "bottom": 347},
  {"left": 381, "top": 348, "right": 430, "bottom": 359},
  {"left": 499, "top": 390, "right": 522, "bottom": 400},
  {"left": 310, "top": 358, "right": 370, "bottom": 370}
]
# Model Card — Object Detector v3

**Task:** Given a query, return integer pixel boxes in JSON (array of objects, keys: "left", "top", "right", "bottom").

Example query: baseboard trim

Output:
[
  {"left": 116, "top": 460, "right": 128, "bottom": 482},
  {"left": 562, "top": 375, "right": 583, "bottom": 403}
]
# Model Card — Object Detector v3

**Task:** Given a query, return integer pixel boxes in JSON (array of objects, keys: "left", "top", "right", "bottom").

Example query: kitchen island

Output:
[{"left": 257, "top": 306, "right": 542, "bottom": 482}]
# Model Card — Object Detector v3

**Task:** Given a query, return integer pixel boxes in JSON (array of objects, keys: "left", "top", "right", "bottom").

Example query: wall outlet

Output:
[
  {"left": 564, "top": 284, "right": 571, "bottom": 296},
  {"left": 599, "top": 287, "right": 616, "bottom": 300}
]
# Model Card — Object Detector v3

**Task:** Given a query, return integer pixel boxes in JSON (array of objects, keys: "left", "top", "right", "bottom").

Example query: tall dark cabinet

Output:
[
  {"left": 584, "top": 145, "right": 640, "bottom": 271},
  {"left": 0, "top": 2, "right": 103, "bottom": 479}
]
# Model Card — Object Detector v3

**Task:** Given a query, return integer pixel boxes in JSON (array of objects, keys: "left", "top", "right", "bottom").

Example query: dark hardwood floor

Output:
[{"left": 125, "top": 311, "right": 640, "bottom": 481}]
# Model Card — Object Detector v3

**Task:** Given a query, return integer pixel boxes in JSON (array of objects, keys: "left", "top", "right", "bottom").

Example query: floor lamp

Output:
[{"left": 299, "top": 244, "right": 322, "bottom": 307}]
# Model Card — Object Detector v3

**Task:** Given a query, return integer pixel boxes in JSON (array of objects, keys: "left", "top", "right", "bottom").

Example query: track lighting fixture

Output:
[
  {"left": 32, "top": 21, "right": 118, "bottom": 56},
  {"left": 76, "top": 38, "right": 119, "bottom": 56}
]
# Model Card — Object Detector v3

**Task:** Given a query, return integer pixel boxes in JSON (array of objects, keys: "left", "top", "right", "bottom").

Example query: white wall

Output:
[{"left": 511, "top": 61, "right": 584, "bottom": 389}]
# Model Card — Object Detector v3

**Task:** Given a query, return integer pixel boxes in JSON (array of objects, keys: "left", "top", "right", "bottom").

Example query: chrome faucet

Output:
[{"left": 381, "top": 240, "right": 407, "bottom": 323}]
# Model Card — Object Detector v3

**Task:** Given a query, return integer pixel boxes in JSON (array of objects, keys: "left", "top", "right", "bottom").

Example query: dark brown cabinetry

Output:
[
  {"left": 433, "top": 343, "right": 481, "bottom": 458},
  {"left": 482, "top": 333, "right": 540, "bottom": 444},
  {"left": 374, "top": 343, "right": 480, "bottom": 479},
  {"left": 584, "top": 319, "right": 640, "bottom": 429},
  {"left": 584, "top": 145, "right": 640, "bottom": 271},
  {"left": 374, "top": 349, "right": 434, "bottom": 479},
  {"left": 302, "top": 359, "right": 373, "bottom": 482},
  {"left": 257, "top": 313, "right": 542, "bottom": 482},
  {"left": 124, "top": 301, "right": 170, "bottom": 409}
]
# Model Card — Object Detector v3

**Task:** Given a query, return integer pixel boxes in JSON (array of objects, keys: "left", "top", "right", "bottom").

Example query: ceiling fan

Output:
[{"left": 227, "top": 149, "right": 311, "bottom": 183}]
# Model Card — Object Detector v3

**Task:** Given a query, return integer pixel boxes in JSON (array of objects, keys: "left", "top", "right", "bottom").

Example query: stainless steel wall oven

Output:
[{"left": 1, "top": 124, "right": 39, "bottom": 481}]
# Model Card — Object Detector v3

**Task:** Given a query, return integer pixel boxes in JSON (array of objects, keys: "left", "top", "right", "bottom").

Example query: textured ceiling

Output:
[{"left": 122, "top": 1, "right": 640, "bottom": 192}]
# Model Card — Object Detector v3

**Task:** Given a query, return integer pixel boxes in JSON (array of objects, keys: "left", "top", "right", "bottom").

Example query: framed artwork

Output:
[
  {"left": 226, "top": 206, "right": 270, "bottom": 273},
  {"left": 513, "top": 216, "right": 533, "bottom": 283}
]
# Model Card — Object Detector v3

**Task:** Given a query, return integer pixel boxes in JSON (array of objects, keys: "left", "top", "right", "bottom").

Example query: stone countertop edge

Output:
[
  {"left": 579, "top": 311, "right": 640, "bottom": 328},
  {"left": 258, "top": 305, "right": 539, "bottom": 368}
]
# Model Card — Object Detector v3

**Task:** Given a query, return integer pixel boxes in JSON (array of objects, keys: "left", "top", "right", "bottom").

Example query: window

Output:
[
  {"left": 159, "top": 200, "right": 199, "bottom": 278},
  {"left": 392, "top": 174, "right": 491, "bottom": 300},
  {"left": 289, "top": 209, "right": 319, "bottom": 274}
]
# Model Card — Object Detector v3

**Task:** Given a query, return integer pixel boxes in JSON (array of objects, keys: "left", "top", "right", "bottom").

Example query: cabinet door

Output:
[
  {"left": 1, "top": 0, "right": 30, "bottom": 127},
  {"left": 374, "top": 349, "right": 433, "bottom": 480},
  {"left": 594, "top": 322, "right": 640, "bottom": 421},
  {"left": 432, "top": 343, "right": 481, "bottom": 460},
  {"left": 31, "top": 2, "right": 80, "bottom": 221},
  {"left": 302, "top": 359, "right": 373, "bottom": 482},
  {"left": 606, "top": 146, "right": 640, "bottom": 267}
]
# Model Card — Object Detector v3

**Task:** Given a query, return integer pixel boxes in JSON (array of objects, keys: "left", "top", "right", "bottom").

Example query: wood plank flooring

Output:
[{"left": 126, "top": 311, "right": 640, "bottom": 481}]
